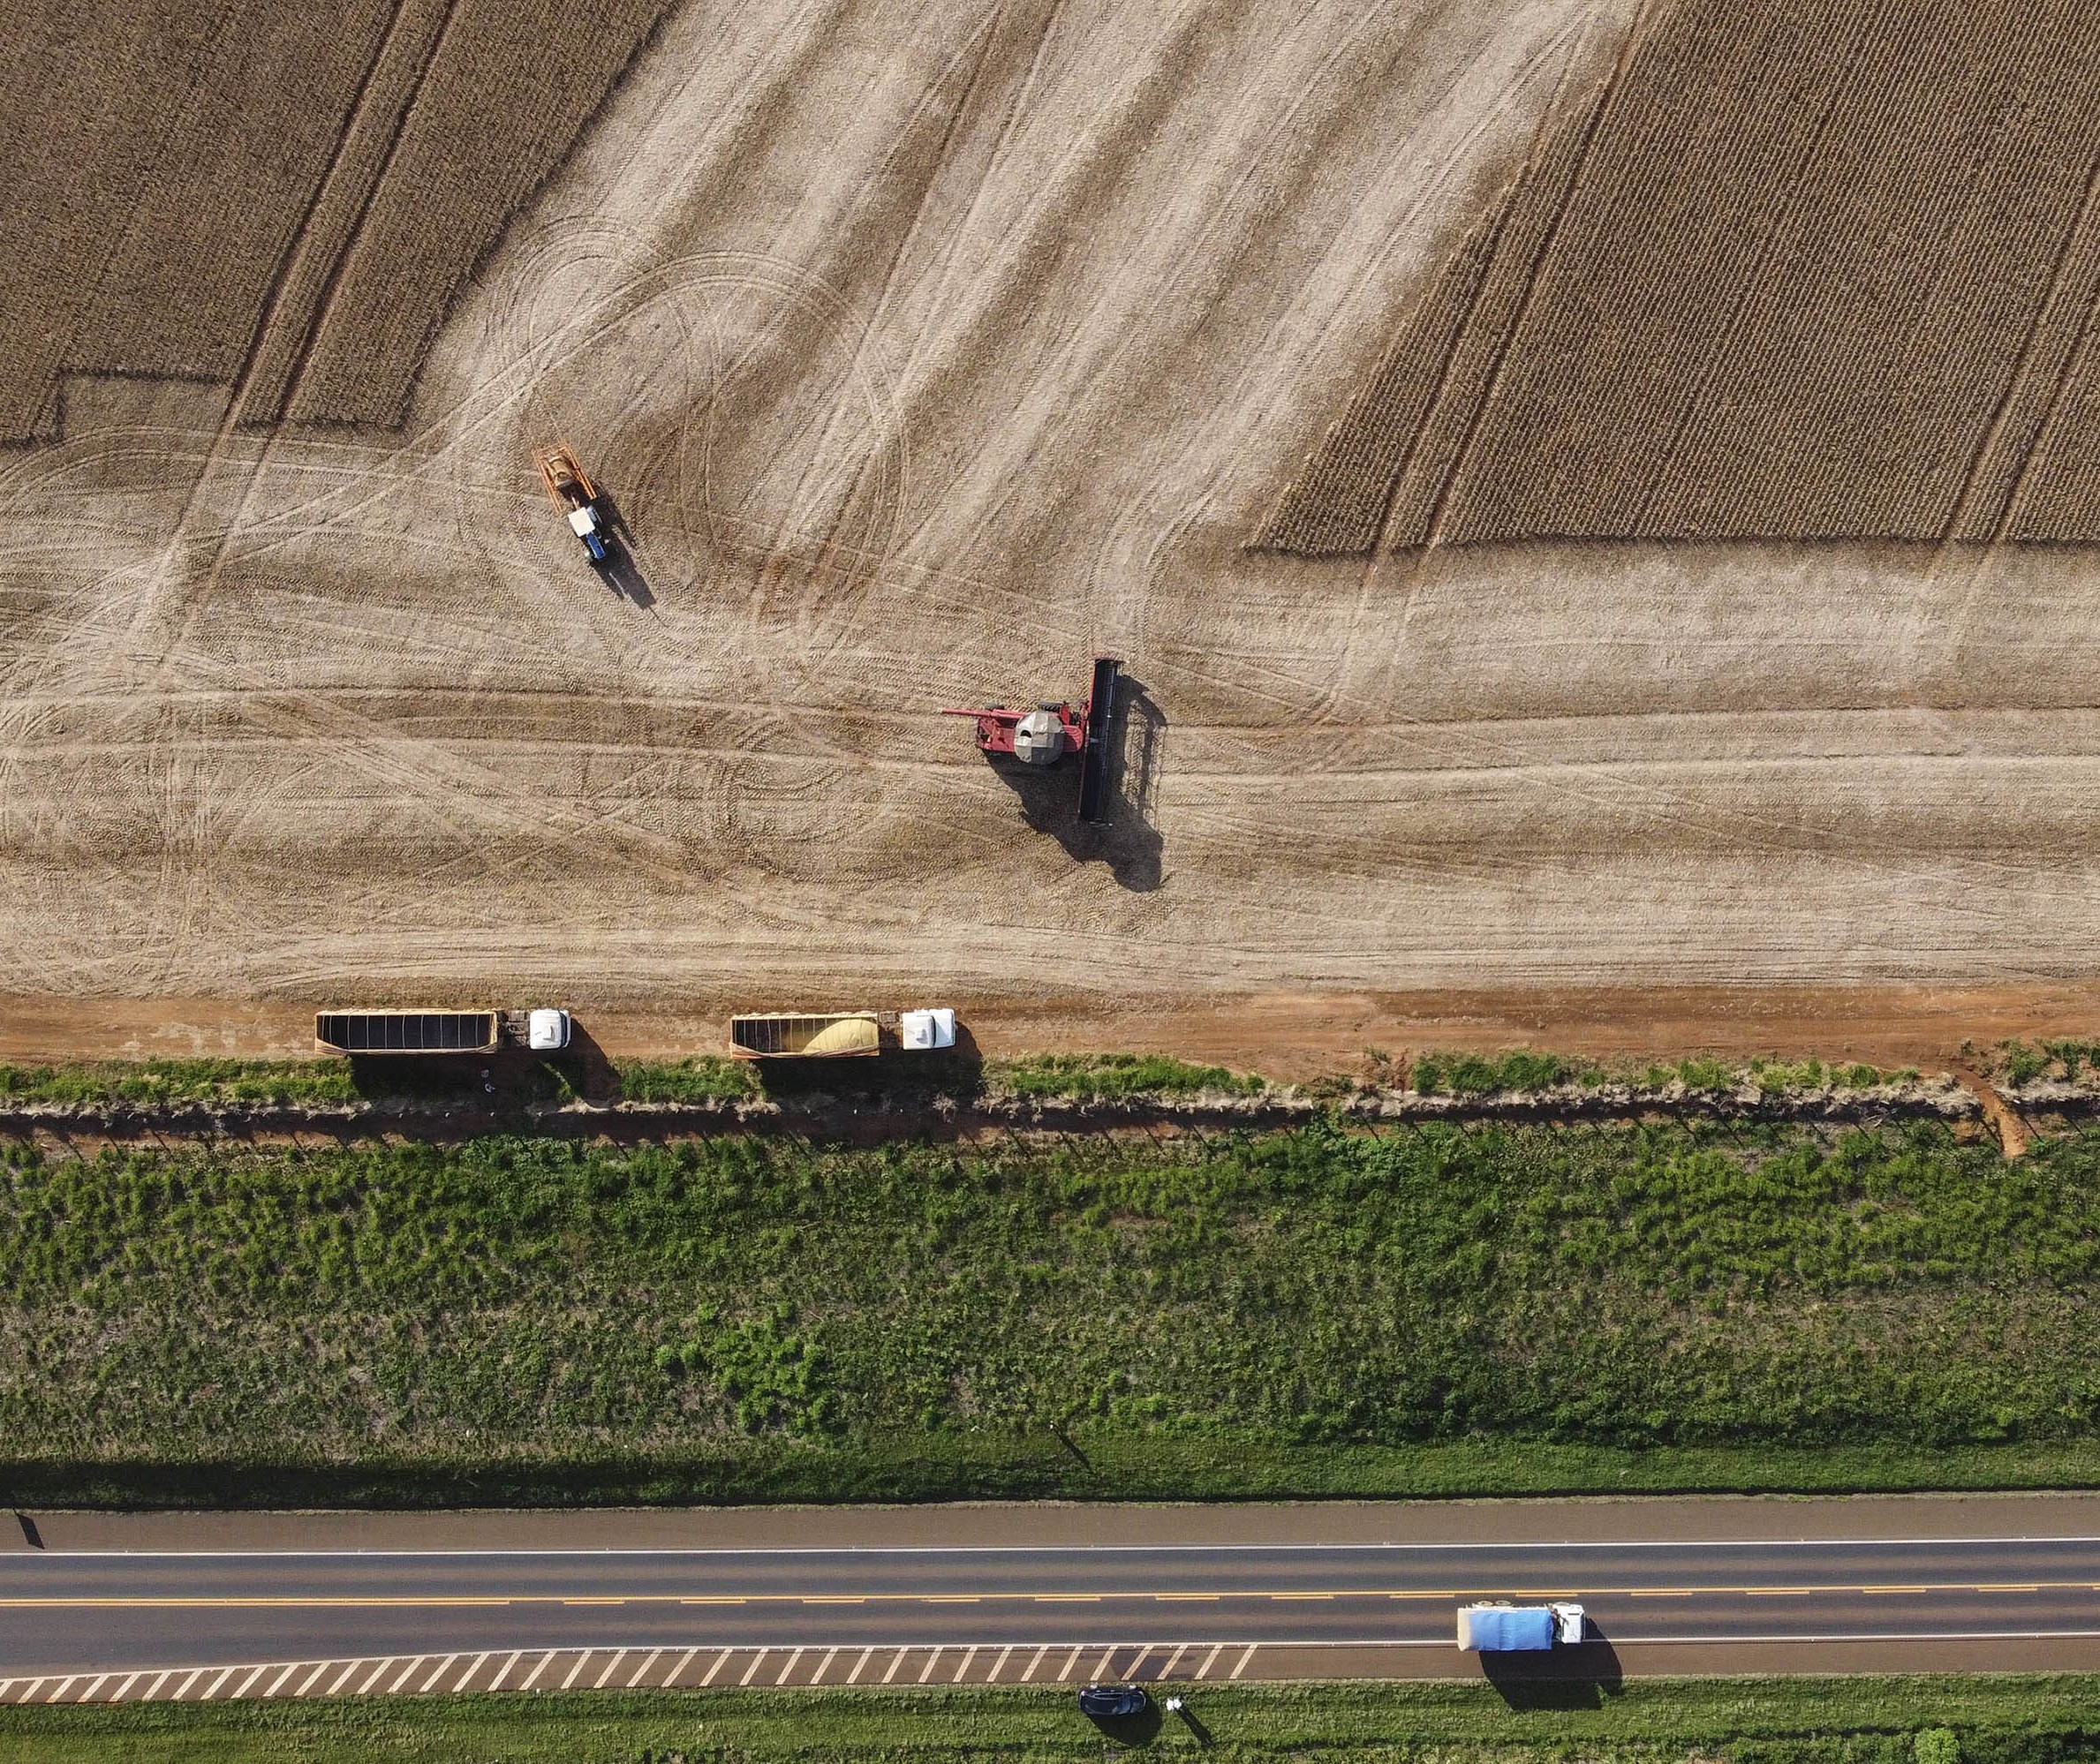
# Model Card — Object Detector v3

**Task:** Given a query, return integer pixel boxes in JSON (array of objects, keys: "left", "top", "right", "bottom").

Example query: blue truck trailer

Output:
[{"left": 1456, "top": 1603, "right": 1586, "bottom": 1650}]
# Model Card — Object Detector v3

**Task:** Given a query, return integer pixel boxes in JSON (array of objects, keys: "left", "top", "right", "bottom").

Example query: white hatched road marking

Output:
[{"left": 0, "top": 1639, "right": 1345, "bottom": 1702}]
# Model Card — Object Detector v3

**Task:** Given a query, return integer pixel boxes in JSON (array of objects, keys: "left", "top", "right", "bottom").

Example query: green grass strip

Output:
[{"left": 1, "top": 1676, "right": 2097, "bottom": 1763}]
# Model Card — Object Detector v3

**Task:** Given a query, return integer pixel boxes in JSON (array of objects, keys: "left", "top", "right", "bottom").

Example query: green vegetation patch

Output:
[
  {"left": 988, "top": 1052, "right": 1265, "bottom": 1099},
  {"left": 8, "top": 1117, "right": 2100, "bottom": 1500},
  {"left": 0, "top": 1059, "right": 359, "bottom": 1108},
  {"left": 614, "top": 1058, "right": 759, "bottom": 1104},
  {"left": 2, "top": 1676, "right": 2098, "bottom": 1764},
  {"left": 1409, "top": 1051, "right": 1915, "bottom": 1096}
]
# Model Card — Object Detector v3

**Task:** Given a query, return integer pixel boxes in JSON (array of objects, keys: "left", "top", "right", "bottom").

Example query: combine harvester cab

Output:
[
  {"left": 535, "top": 444, "right": 608, "bottom": 563},
  {"left": 1456, "top": 1603, "right": 1586, "bottom": 1651},
  {"left": 943, "top": 655, "right": 1121, "bottom": 824}
]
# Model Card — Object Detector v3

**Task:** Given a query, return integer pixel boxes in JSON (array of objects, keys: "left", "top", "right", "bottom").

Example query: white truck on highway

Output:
[{"left": 1456, "top": 1603, "right": 1586, "bottom": 1650}]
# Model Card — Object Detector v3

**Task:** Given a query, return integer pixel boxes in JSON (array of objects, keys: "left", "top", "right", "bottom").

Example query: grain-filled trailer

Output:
[
  {"left": 729, "top": 1012, "right": 881, "bottom": 1059},
  {"left": 316, "top": 1010, "right": 502, "bottom": 1055}
]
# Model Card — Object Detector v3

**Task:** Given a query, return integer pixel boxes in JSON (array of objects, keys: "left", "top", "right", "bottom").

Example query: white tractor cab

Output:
[
  {"left": 525, "top": 1008, "right": 573, "bottom": 1052},
  {"left": 899, "top": 1007, "right": 957, "bottom": 1050}
]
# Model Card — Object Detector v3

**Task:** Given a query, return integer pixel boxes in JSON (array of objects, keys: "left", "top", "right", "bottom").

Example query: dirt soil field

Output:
[{"left": 7, "top": 0, "right": 2100, "bottom": 1039}]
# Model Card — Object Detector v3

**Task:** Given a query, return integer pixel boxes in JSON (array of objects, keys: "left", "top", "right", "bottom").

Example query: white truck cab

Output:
[
  {"left": 526, "top": 1008, "right": 572, "bottom": 1052},
  {"left": 899, "top": 1007, "right": 957, "bottom": 1050}
]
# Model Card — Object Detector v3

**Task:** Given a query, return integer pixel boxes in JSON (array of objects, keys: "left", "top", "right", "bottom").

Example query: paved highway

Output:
[{"left": 3, "top": 1500, "right": 2098, "bottom": 1693}]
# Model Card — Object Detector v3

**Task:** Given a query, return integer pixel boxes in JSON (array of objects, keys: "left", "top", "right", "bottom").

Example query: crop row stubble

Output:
[
  {"left": 1260, "top": 0, "right": 2100, "bottom": 550},
  {"left": 0, "top": 0, "right": 673, "bottom": 442}
]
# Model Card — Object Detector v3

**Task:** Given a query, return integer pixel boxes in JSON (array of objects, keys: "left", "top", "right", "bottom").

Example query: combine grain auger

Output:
[
  {"left": 943, "top": 655, "right": 1122, "bottom": 824},
  {"left": 534, "top": 443, "right": 608, "bottom": 563}
]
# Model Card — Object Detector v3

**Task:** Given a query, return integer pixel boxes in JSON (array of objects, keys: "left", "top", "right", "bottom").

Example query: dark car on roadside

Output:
[{"left": 1078, "top": 1684, "right": 1150, "bottom": 1718}]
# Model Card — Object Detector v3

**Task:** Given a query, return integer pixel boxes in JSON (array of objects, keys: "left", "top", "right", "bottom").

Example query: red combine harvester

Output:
[{"left": 943, "top": 656, "right": 1122, "bottom": 824}]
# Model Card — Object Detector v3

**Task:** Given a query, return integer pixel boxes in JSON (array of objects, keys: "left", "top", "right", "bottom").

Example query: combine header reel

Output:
[{"left": 943, "top": 655, "right": 1122, "bottom": 824}]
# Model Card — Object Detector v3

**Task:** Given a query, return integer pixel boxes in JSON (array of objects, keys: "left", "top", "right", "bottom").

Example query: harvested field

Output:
[
  {"left": 1261, "top": 0, "right": 2100, "bottom": 550},
  {"left": 10, "top": 0, "right": 2100, "bottom": 1027},
  {"left": 0, "top": 0, "right": 669, "bottom": 441}
]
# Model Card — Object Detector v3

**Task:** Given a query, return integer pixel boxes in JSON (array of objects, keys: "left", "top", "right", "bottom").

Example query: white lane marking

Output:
[
  {"left": 1089, "top": 1647, "right": 1114, "bottom": 1678},
  {"left": 954, "top": 1645, "right": 977, "bottom": 1684},
  {"left": 918, "top": 1647, "right": 941, "bottom": 1685},
  {"left": 812, "top": 1647, "right": 839, "bottom": 1684},
  {"left": 76, "top": 1676, "right": 107, "bottom": 1702},
  {"left": 1196, "top": 1645, "right": 1222, "bottom": 1680},
  {"left": 418, "top": 1654, "right": 457, "bottom": 1692},
  {"left": 49, "top": 1677, "right": 78, "bottom": 1703},
  {"left": 1023, "top": 1645, "right": 1047, "bottom": 1683},
  {"left": 146, "top": 1670, "right": 177, "bottom": 1700},
  {"left": 386, "top": 1659, "right": 421, "bottom": 1693},
  {"left": 990, "top": 1645, "right": 1013, "bottom": 1682},
  {"left": 491, "top": 1650, "right": 525, "bottom": 1691},
  {"left": 847, "top": 1647, "right": 873, "bottom": 1685},
  {"left": 173, "top": 1668, "right": 207, "bottom": 1700},
  {"left": 520, "top": 1652, "right": 558, "bottom": 1692},
  {"left": 261, "top": 1663, "right": 298, "bottom": 1698},
  {"left": 1619, "top": 1628, "right": 2100, "bottom": 1643},
  {"left": 1059, "top": 1647, "right": 1082, "bottom": 1683},
  {"left": 882, "top": 1649, "right": 906, "bottom": 1685},
  {"left": 49, "top": 1534, "right": 2100, "bottom": 1558},
  {"left": 561, "top": 1651, "right": 593, "bottom": 1691},
  {"left": 204, "top": 1667, "right": 241, "bottom": 1700},
  {"left": 700, "top": 1650, "right": 730, "bottom": 1687},
  {"left": 628, "top": 1648, "right": 662, "bottom": 1688},
  {"left": 739, "top": 1650, "right": 767, "bottom": 1687},
  {"left": 457, "top": 1653, "right": 493, "bottom": 1693},
  {"left": 774, "top": 1648, "right": 802, "bottom": 1687},
  {"left": 1162, "top": 1643, "right": 1188, "bottom": 1679},
  {"left": 355, "top": 1660, "right": 395, "bottom": 1695},
  {"left": 294, "top": 1662, "right": 331, "bottom": 1697},
  {"left": 1231, "top": 1645, "right": 1257, "bottom": 1680},
  {"left": 593, "top": 1650, "right": 627, "bottom": 1690},
  {"left": 230, "top": 1666, "right": 267, "bottom": 1699},
  {"left": 669, "top": 1647, "right": 699, "bottom": 1686},
  {"left": 113, "top": 1671, "right": 142, "bottom": 1701}
]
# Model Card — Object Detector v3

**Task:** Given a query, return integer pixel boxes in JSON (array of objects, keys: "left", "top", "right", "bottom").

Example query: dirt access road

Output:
[{"left": 6, "top": 0, "right": 2100, "bottom": 1034}]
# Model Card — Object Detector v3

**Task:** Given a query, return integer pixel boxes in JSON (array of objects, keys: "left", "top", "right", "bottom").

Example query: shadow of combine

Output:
[
  {"left": 989, "top": 671, "right": 1164, "bottom": 892},
  {"left": 1478, "top": 1631, "right": 1625, "bottom": 1709}
]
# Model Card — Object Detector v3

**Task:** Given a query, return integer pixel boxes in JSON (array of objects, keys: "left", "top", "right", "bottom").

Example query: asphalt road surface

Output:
[{"left": 4, "top": 1498, "right": 2099, "bottom": 1691}]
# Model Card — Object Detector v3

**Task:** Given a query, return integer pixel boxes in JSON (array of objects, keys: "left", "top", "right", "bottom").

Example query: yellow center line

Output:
[{"left": 0, "top": 1579, "right": 2083, "bottom": 1611}]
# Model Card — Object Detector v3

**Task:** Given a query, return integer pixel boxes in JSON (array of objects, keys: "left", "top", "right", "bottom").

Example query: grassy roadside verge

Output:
[
  {"left": 8, "top": 1119, "right": 2100, "bottom": 1505},
  {"left": 3, "top": 1676, "right": 2097, "bottom": 1763}
]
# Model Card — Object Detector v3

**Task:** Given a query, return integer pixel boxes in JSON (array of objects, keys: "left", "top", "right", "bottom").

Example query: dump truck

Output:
[
  {"left": 315, "top": 1008, "right": 570, "bottom": 1055},
  {"left": 1456, "top": 1604, "right": 1585, "bottom": 1651},
  {"left": 729, "top": 1008, "right": 957, "bottom": 1059}
]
